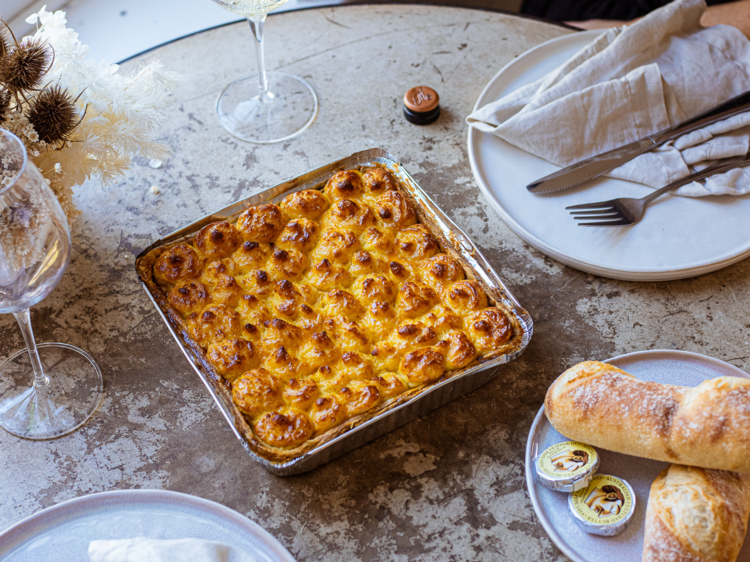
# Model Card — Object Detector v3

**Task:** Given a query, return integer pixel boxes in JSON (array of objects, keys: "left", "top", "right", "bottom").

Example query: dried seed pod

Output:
[
  {"left": 0, "top": 39, "right": 52, "bottom": 95},
  {"left": 27, "top": 84, "right": 80, "bottom": 144},
  {"left": 0, "top": 23, "right": 9, "bottom": 61},
  {"left": 0, "top": 89, "right": 9, "bottom": 122}
]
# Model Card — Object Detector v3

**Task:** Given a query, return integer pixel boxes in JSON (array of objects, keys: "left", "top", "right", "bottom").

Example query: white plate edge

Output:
[
  {"left": 466, "top": 31, "right": 750, "bottom": 282},
  {"left": 0, "top": 489, "right": 296, "bottom": 562}
]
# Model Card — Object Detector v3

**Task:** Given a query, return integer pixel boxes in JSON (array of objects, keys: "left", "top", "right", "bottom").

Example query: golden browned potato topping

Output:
[
  {"left": 188, "top": 304, "right": 242, "bottom": 347},
  {"left": 360, "top": 301, "right": 396, "bottom": 341},
  {"left": 236, "top": 294, "right": 271, "bottom": 331},
  {"left": 336, "top": 351, "right": 374, "bottom": 381},
  {"left": 168, "top": 280, "right": 210, "bottom": 315},
  {"left": 352, "top": 275, "right": 397, "bottom": 304},
  {"left": 373, "top": 191, "right": 416, "bottom": 230},
  {"left": 349, "top": 250, "right": 386, "bottom": 277},
  {"left": 467, "top": 308, "right": 513, "bottom": 353},
  {"left": 276, "top": 219, "right": 320, "bottom": 253},
  {"left": 399, "top": 347, "right": 445, "bottom": 384},
  {"left": 232, "top": 241, "right": 271, "bottom": 273},
  {"left": 155, "top": 244, "right": 202, "bottom": 285},
  {"left": 434, "top": 330, "right": 477, "bottom": 370},
  {"left": 361, "top": 168, "right": 397, "bottom": 199},
  {"left": 311, "top": 230, "right": 360, "bottom": 265},
  {"left": 374, "top": 372, "right": 406, "bottom": 398},
  {"left": 267, "top": 248, "right": 310, "bottom": 281},
  {"left": 237, "top": 204, "right": 286, "bottom": 243},
  {"left": 443, "top": 280, "right": 489, "bottom": 313},
  {"left": 421, "top": 254, "right": 465, "bottom": 291},
  {"left": 207, "top": 338, "right": 259, "bottom": 380},
  {"left": 321, "top": 199, "right": 376, "bottom": 233},
  {"left": 280, "top": 189, "right": 329, "bottom": 220},
  {"left": 153, "top": 166, "right": 519, "bottom": 452},
  {"left": 397, "top": 282, "right": 438, "bottom": 318},
  {"left": 305, "top": 259, "right": 352, "bottom": 292},
  {"left": 395, "top": 225, "right": 439, "bottom": 262},
  {"left": 283, "top": 378, "right": 319, "bottom": 410},
  {"left": 254, "top": 409, "right": 313, "bottom": 448},
  {"left": 237, "top": 269, "right": 274, "bottom": 297},
  {"left": 200, "top": 258, "right": 239, "bottom": 285},
  {"left": 211, "top": 276, "right": 243, "bottom": 308},
  {"left": 232, "top": 368, "right": 284, "bottom": 417},
  {"left": 309, "top": 395, "right": 347, "bottom": 433},
  {"left": 299, "top": 330, "right": 340, "bottom": 370},
  {"left": 324, "top": 170, "right": 364, "bottom": 201},
  {"left": 263, "top": 345, "right": 311, "bottom": 380},
  {"left": 194, "top": 222, "right": 241, "bottom": 260},
  {"left": 360, "top": 227, "right": 394, "bottom": 254},
  {"left": 339, "top": 380, "right": 381, "bottom": 416}
]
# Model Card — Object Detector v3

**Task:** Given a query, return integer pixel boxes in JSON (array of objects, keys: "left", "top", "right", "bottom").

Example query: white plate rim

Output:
[
  {"left": 524, "top": 349, "right": 750, "bottom": 562},
  {"left": 0, "top": 489, "right": 296, "bottom": 562},
  {"left": 466, "top": 31, "right": 750, "bottom": 282}
]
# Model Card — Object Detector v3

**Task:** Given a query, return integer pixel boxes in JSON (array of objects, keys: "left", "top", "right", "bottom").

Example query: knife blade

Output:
[{"left": 527, "top": 89, "right": 750, "bottom": 194}]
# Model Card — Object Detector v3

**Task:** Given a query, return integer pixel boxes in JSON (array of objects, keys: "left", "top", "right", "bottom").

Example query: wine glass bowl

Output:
[
  {"left": 0, "top": 133, "right": 70, "bottom": 314},
  {"left": 0, "top": 129, "right": 103, "bottom": 440},
  {"left": 211, "top": 0, "right": 318, "bottom": 143}
]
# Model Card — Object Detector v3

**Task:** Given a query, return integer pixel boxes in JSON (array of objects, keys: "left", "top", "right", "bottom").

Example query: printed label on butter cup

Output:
[
  {"left": 570, "top": 474, "right": 634, "bottom": 526},
  {"left": 537, "top": 441, "right": 598, "bottom": 479}
]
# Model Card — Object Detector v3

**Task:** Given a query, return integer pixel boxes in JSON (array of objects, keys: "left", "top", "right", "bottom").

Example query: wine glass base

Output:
[
  {"left": 0, "top": 343, "right": 103, "bottom": 440},
  {"left": 216, "top": 71, "right": 318, "bottom": 144}
]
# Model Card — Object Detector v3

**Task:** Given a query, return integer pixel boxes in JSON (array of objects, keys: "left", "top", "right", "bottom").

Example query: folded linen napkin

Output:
[
  {"left": 88, "top": 538, "right": 260, "bottom": 562},
  {"left": 466, "top": 0, "right": 750, "bottom": 196}
]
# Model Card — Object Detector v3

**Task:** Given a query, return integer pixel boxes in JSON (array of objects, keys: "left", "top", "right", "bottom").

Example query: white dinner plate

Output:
[
  {"left": 467, "top": 30, "right": 750, "bottom": 281},
  {"left": 525, "top": 350, "right": 750, "bottom": 562},
  {"left": 0, "top": 490, "right": 296, "bottom": 562}
]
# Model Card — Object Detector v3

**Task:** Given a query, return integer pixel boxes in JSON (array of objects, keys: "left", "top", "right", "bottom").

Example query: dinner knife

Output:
[{"left": 527, "top": 89, "right": 750, "bottom": 193}]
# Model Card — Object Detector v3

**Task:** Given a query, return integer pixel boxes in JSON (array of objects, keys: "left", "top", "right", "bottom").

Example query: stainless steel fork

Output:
[{"left": 566, "top": 152, "right": 750, "bottom": 226}]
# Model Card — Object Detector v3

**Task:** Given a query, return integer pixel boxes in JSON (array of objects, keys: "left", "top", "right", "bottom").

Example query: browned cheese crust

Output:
[
  {"left": 143, "top": 166, "right": 525, "bottom": 462},
  {"left": 643, "top": 464, "right": 750, "bottom": 562},
  {"left": 545, "top": 361, "right": 750, "bottom": 472}
]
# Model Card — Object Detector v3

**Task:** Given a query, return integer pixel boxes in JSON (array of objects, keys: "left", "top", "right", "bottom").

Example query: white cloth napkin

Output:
[
  {"left": 88, "top": 538, "right": 260, "bottom": 562},
  {"left": 466, "top": 0, "right": 750, "bottom": 197}
]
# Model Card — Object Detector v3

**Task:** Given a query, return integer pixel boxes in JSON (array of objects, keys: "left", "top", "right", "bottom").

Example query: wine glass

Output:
[
  {"left": 211, "top": 0, "right": 318, "bottom": 143},
  {"left": 0, "top": 129, "right": 102, "bottom": 440}
]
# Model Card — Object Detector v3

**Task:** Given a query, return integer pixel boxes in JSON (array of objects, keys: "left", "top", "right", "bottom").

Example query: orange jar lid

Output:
[{"left": 403, "top": 86, "right": 439, "bottom": 113}]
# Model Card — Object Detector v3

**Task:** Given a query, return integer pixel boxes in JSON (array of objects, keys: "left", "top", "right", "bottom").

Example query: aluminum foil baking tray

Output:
[{"left": 135, "top": 148, "right": 533, "bottom": 476}]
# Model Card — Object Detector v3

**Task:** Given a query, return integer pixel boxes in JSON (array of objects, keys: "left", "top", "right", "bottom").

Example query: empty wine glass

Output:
[
  {"left": 211, "top": 0, "right": 318, "bottom": 143},
  {"left": 0, "top": 129, "right": 102, "bottom": 440}
]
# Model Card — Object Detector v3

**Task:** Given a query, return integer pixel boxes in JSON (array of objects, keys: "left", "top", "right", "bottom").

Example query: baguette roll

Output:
[
  {"left": 545, "top": 361, "right": 750, "bottom": 473},
  {"left": 643, "top": 464, "right": 750, "bottom": 562}
]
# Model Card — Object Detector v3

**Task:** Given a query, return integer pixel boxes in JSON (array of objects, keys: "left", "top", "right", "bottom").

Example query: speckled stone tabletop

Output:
[{"left": 2, "top": 5, "right": 750, "bottom": 561}]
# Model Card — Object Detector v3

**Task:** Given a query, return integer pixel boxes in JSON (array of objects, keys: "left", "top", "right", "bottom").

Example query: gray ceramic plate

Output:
[
  {"left": 0, "top": 490, "right": 295, "bottom": 562},
  {"left": 525, "top": 349, "right": 750, "bottom": 562}
]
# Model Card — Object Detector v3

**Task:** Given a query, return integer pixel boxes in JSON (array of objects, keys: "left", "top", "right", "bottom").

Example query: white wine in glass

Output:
[
  {"left": 0, "top": 129, "right": 103, "bottom": 440},
  {"left": 212, "top": 0, "right": 318, "bottom": 143}
]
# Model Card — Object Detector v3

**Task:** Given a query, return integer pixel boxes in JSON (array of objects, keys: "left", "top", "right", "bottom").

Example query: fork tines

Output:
[{"left": 566, "top": 201, "right": 629, "bottom": 227}]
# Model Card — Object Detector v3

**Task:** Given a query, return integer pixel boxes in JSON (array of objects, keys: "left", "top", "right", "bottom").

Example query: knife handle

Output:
[{"left": 651, "top": 90, "right": 750, "bottom": 146}]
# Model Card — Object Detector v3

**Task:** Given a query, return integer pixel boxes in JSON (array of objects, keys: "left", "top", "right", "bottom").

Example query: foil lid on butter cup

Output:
[
  {"left": 535, "top": 441, "right": 599, "bottom": 492},
  {"left": 568, "top": 474, "right": 636, "bottom": 537}
]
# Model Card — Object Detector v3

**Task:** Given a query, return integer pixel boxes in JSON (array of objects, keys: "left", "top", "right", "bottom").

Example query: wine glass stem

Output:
[
  {"left": 12, "top": 308, "right": 50, "bottom": 388},
  {"left": 247, "top": 16, "right": 273, "bottom": 104}
]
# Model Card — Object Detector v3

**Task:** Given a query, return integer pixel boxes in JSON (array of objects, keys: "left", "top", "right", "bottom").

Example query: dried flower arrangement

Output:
[{"left": 0, "top": 6, "right": 182, "bottom": 220}]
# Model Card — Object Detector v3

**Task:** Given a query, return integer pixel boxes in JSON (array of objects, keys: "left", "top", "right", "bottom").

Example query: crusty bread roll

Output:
[
  {"left": 643, "top": 464, "right": 750, "bottom": 562},
  {"left": 545, "top": 361, "right": 750, "bottom": 472}
]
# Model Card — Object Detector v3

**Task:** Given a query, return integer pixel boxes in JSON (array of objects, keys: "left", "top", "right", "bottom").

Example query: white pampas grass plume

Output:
[{"left": 19, "top": 5, "right": 182, "bottom": 210}]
